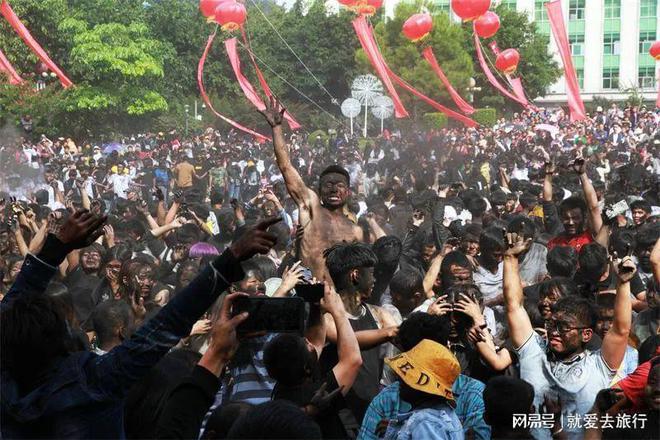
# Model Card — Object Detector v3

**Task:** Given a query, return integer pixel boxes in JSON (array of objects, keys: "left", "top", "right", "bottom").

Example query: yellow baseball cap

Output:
[{"left": 385, "top": 339, "right": 460, "bottom": 401}]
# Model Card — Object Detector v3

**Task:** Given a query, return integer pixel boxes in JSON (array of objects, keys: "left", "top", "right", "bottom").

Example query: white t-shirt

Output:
[{"left": 107, "top": 173, "right": 131, "bottom": 198}]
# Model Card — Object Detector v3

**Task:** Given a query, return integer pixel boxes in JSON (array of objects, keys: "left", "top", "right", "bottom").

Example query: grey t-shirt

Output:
[{"left": 516, "top": 333, "right": 617, "bottom": 440}]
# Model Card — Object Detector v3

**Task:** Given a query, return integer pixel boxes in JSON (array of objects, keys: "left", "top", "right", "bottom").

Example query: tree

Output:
[
  {"left": 466, "top": 5, "right": 561, "bottom": 110},
  {"left": 355, "top": 2, "right": 474, "bottom": 119}
]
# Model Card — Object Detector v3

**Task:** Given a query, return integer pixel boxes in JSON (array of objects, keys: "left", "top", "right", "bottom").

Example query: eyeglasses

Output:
[{"left": 544, "top": 321, "right": 589, "bottom": 335}]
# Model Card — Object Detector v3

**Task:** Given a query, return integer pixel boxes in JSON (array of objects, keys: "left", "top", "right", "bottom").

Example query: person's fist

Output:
[
  {"left": 229, "top": 217, "right": 281, "bottom": 261},
  {"left": 56, "top": 210, "right": 106, "bottom": 250}
]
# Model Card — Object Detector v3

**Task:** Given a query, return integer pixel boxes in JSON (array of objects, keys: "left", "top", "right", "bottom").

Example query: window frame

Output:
[
  {"left": 603, "top": 32, "right": 621, "bottom": 55},
  {"left": 602, "top": 68, "right": 620, "bottom": 90}
]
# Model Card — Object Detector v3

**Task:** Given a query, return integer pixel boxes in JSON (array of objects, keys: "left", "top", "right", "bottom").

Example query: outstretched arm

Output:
[
  {"left": 259, "top": 97, "right": 312, "bottom": 207},
  {"left": 503, "top": 232, "right": 535, "bottom": 349},
  {"left": 601, "top": 256, "right": 634, "bottom": 370},
  {"left": 574, "top": 159, "right": 603, "bottom": 236},
  {"left": 322, "top": 285, "right": 362, "bottom": 395}
]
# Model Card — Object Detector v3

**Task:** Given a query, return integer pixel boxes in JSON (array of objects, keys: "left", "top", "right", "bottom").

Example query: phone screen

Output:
[
  {"left": 232, "top": 296, "right": 305, "bottom": 334},
  {"left": 295, "top": 284, "right": 324, "bottom": 303}
]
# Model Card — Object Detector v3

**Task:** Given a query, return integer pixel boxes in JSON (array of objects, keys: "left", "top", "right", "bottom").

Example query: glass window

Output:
[
  {"left": 570, "top": 34, "right": 585, "bottom": 56},
  {"left": 604, "top": 0, "right": 620, "bottom": 19},
  {"left": 576, "top": 69, "right": 584, "bottom": 88},
  {"left": 436, "top": 0, "right": 450, "bottom": 12},
  {"left": 569, "top": 0, "right": 585, "bottom": 20},
  {"left": 502, "top": 0, "right": 518, "bottom": 9},
  {"left": 535, "top": 0, "right": 548, "bottom": 22},
  {"left": 640, "top": 31, "right": 656, "bottom": 53},
  {"left": 603, "top": 68, "right": 620, "bottom": 89},
  {"left": 640, "top": 0, "right": 657, "bottom": 18},
  {"left": 603, "top": 33, "right": 621, "bottom": 55},
  {"left": 639, "top": 67, "right": 656, "bottom": 89}
]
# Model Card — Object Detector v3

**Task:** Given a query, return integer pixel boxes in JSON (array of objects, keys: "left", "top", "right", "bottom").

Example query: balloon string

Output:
[
  {"left": 247, "top": 0, "right": 339, "bottom": 105},
  {"left": 235, "top": 38, "right": 344, "bottom": 125}
]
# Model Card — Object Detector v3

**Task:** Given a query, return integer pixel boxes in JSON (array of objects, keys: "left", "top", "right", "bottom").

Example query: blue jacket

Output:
[{"left": 1, "top": 249, "right": 243, "bottom": 439}]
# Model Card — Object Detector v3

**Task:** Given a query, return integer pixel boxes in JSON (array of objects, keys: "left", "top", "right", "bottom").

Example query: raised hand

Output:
[
  {"left": 56, "top": 210, "right": 107, "bottom": 249},
  {"left": 427, "top": 295, "right": 452, "bottom": 317},
  {"left": 453, "top": 293, "right": 484, "bottom": 323},
  {"left": 320, "top": 282, "right": 345, "bottom": 316},
  {"left": 504, "top": 231, "right": 532, "bottom": 257},
  {"left": 544, "top": 157, "right": 556, "bottom": 175},
  {"left": 258, "top": 96, "right": 286, "bottom": 128},
  {"left": 228, "top": 217, "right": 281, "bottom": 261},
  {"left": 611, "top": 254, "right": 637, "bottom": 284},
  {"left": 280, "top": 261, "right": 305, "bottom": 292},
  {"left": 190, "top": 319, "right": 213, "bottom": 336},
  {"left": 208, "top": 292, "right": 251, "bottom": 363},
  {"left": 571, "top": 157, "right": 586, "bottom": 175}
]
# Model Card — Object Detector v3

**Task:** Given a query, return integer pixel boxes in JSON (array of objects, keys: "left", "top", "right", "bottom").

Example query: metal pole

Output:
[
  {"left": 194, "top": 100, "right": 198, "bottom": 120},
  {"left": 363, "top": 100, "right": 368, "bottom": 138},
  {"left": 350, "top": 116, "right": 354, "bottom": 136},
  {"left": 381, "top": 116, "right": 384, "bottom": 134}
]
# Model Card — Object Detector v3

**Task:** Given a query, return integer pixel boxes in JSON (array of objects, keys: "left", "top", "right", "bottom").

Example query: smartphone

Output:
[
  {"left": 295, "top": 283, "right": 324, "bottom": 303},
  {"left": 231, "top": 296, "right": 305, "bottom": 334}
]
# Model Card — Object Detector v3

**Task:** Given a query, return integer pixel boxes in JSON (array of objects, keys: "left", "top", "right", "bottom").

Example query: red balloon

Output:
[
  {"left": 402, "top": 13, "right": 433, "bottom": 42},
  {"left": 650, "top": 41, "right": 660, "bottom": 60},
  {"left": 495, "top": 48, "right": 520, "bottom": 74},
  {"left": 200, "top": 0, "right": 225, "bottom": 18},
  {"left": 355, "top": 0, "right": 383, "bottom": 16},
  {"left": 214, "top": 1, "right": 247, "bottom": 31},
  {"left": 474, "top": 11, "right": 500, "bottom": 38},
  {"left": 451, "top": 0, "right": 491, "bottom": 22}
]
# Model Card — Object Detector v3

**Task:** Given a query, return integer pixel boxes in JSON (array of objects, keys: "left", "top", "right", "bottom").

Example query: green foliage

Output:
[
  {"left": 466, "top": 5, "right": 561, "bottom": 112},
  {"left": 584, "top": 95, "right": 613, "bottom": 114},
  {"left": 307, "top": 129, "right": 327, "bottom": 143},
  {"left": 472, "top": 108, "right": 498, "bottom": 127},
  {"left": 422, "top": 112, "right": 448, "bottom": 129},
  {"left": 357, "top": 2, "right": 474, "bottom": 119}
]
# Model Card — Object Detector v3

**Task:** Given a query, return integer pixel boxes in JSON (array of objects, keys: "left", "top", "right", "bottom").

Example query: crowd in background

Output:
[{"left": 1, "top": 101, "right": 659, "bottom": 439}]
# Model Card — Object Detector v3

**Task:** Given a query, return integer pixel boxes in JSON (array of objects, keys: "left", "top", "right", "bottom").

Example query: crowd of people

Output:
[{"left": 1, "top": 99, "right": 659, "bottom": 440}]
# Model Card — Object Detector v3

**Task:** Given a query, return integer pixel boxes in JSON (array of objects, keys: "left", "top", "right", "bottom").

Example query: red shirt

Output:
[
  {"left": 547, "top": 231, "right": 593, "bottom": 252},
  {"left": 615, "top": 350, "right": 660, "bottom": 411}
]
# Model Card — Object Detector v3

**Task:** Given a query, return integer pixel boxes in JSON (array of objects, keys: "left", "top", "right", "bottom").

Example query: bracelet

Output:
[{"left": 551, "top": 426, "right": 563, "bottom": 437}]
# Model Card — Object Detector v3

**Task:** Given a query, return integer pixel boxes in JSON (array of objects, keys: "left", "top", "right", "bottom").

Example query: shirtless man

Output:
[{"left": 259, "top": 98, "right": 364, "bottom": 278}]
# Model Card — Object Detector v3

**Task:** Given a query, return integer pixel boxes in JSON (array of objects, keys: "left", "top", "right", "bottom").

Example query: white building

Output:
[{"left": 385, "top": 0, "right": 659, "bottom": 105}]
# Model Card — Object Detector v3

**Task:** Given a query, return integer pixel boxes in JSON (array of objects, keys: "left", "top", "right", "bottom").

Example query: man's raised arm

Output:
[
  {"left": 601, "top": 256, "right": 634, "bottom": 370},
  {"left": 503, "top": 232, "right": 535, "bottom": 349},
  {"left": 573, "top": 158, "right": 603, "bottom": 236},
  {"left": 259, "top": 97, "right": 311, "bottom": 207}
]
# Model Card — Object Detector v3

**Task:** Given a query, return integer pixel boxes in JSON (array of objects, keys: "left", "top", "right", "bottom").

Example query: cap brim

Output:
[{"left": 385, "top": 353, "right": 455, "bottom": 401}]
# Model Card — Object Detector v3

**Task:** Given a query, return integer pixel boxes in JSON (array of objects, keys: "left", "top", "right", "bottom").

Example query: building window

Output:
[
  {"left": 535, "top": 0, "right": 548, "bottom": 22},
  {"left": 640, "top": 0, "right": 657, "bottom": 18},
  {"left": 603, "top": 68, "right": 620, "bottom": 89},
  {"left": 604, "top": 0, "right": 620, "bottom": 19},
  {"left": 603, "top": 33, "right": 621, "bottom": 55},
  {"left": 501, "top": 0, "right": 518, "bottom": 9},
  {"left": 570, "top": 34, "right": 585, "bottom": 56},
  {"left": 639, "top": 67, "right": 656, "bottom": 89},
  {"left": 576, "top": 69, "right": 584, "bottom": 88},
  {"left": 436, "top": 0, "right": 450, "bottom": 12},
  {"left": 640, "top": 31, "right": 656, "bottom": 53},
  {"left": 569, "top": 0, "right": 585, "bottom": 20}
]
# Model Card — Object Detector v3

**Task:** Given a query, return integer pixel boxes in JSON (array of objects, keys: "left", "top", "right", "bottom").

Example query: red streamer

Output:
[
  {"left": 352, "top": 15, "right": 408, "bottom": 118},
  {"left": 198, "top": 30, "right": 270, "bottom": 143},
  {"left": 384, "top": 66, "right": 477, "bottom": 127},
  {"left": 0, "top": 47, "right": 23, "bottom": 85},
  {"left": 225, "top": 38, "right": 267, "bottom": 111},
  {"left": 545, "top": 0, "right": 586, "bottom": 122},
  {"left": 236, "top": 30, "right": 301, "bottom": 130},
  {"left": 1, "top": 0, "right": 72, "bottom": 88},
  {"left": 421, "top": 47, "right": 475, "bottom": 114},
  {"left": 473, "top": 28, "right": 527, "bottom": 108}
]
